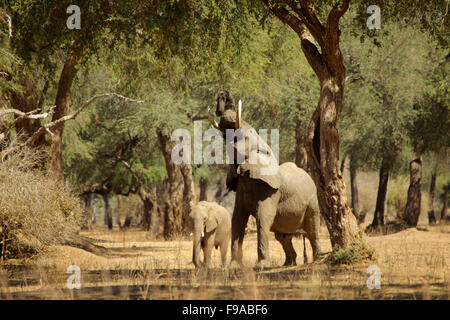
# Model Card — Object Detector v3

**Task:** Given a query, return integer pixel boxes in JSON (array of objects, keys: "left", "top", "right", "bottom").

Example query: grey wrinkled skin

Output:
[
  {"left": 190, "top": 201, "right": 231, "bottom": 268},
  {"left": 216, "top": 91, "right": 321, "bottom": 268}
]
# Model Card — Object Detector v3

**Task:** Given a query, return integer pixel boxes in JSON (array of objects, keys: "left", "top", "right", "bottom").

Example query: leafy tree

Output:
[
  {"left": 340, "top": 23, "right": 442, "bottom": 228},
  {"left": 402, "top": 52, "right": 449, "bottom": 226},
  {"left": 2, "top": 0, "right": 252, "bottom": 180},
  {"left": 240, "top": 0, "right": 449, "bottom": 249}
]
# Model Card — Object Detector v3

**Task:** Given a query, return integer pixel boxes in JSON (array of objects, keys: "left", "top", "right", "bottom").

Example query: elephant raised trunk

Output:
[
  {"left": 215, "top": 90, "right": 235, "bottom": 117},
  {"left": 208, "top": 91, "right": 242, "bottom": 132},
  {"left": 192, "top": 223, "right": 204, "bottom": 268}
]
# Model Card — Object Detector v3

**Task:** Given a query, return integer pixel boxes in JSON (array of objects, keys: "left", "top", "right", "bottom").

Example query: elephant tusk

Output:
[
  {"left": 207, "top": 107, "right": 222, "bottom": 132},
  {"left": 235, "top": 99, "right": 242, "bottom": 130}
]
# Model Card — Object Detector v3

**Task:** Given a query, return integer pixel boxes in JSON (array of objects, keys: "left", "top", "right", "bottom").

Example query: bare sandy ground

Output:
[{"left": 0, "top": 223, "right": 448, "bottom": 299}]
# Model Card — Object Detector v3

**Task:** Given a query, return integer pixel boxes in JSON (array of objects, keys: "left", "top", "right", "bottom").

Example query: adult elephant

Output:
[{"left": 207, "top": 91, "right": 321, "bottom": 268}]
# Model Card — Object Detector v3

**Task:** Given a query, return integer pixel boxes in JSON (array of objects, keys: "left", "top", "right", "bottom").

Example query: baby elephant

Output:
[{"left": 189, "top": 201, "right": 231, "bottom": 268}]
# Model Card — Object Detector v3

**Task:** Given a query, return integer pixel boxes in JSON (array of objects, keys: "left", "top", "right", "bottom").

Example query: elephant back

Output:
[{"left": 278, "top": 162, "right": 318, "bottom": 204}]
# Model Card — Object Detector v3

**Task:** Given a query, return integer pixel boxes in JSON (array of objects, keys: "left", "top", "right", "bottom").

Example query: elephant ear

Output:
[
  {"left": 205, "top": 214, "right": 219, "bottom": 233},
  {"left": 226, "top": 164, "right": 238, "bottom": 191},
  {"left": 237, "top": 153, "right": 281, "bottom": 190}
]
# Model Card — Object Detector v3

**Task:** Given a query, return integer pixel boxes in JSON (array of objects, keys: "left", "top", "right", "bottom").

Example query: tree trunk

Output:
[
  {"left": 370, "top": 157, "right": 390, "bottom": 227},
  {"left": 403, "top": 152, "right": 422, "bottom": 227},
  {"left": 0, "top": 119, "right": 11, "bottom": 150},
  {"left": 124, "top": 216, "right": 132, "bottom": 228},
  {"left": 306, "top": 77, "right": 361, "bottom": 249},
  {"left": 295, "top": 119, "right": 308, "bottom": 171},
  {"left": 139, "top": 186, "right": 157, "bottom": 232},
  {"left": 47, "top": 54, "right": 79, "bottom": 180},
  {"left": 157, "top": 129, "right": 185, "bottom": 239},
  {"left": 199, "top": 177, "right": 208, "bottom": 201},
  {"left": 214, "top": 175, "right": 231, "bottom": 204},
  {"left": 102, "top": 194, "right": 113, "bottom": 230},
  {"left": 81, "top": 193, "right": 93, "bottom": 230},
  {"left": 340, "top": 154, "right": 347, "bottom": 175},
  {"left": 264, "top": 0, "right": 359, "bottom": 249},
  {"left": 428, "top": 167, "right": 437, "bottom": 224},
  {"left": 0, "top": 223, "right": 6, "bottom": 261},
  {"left": 440, "top": 184, "right": 449, "bottom": 221},
  {"left": 349, "top": 159, "right": 360, "bottom": 223},
  {"left": 179, "top": 161, "right": 197, "bottom": 234}
]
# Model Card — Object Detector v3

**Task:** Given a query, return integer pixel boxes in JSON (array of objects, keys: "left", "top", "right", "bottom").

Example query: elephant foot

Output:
[
  {"left": 283, "top": 260, "right": 297, "bottom": 267},
  {"left": 228, "top": 260, "right": 243, "bottom": 270},
  {"left": 254, "top": 259, "right": 272, "bottom": 271}
]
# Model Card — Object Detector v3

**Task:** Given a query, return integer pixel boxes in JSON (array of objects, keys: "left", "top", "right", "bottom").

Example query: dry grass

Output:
[
  {"left": 0, "top": 223, "right": 448, "bottom": 300},
  {"left": 0, "top": 148, "right": 82, "bottom": 258}
]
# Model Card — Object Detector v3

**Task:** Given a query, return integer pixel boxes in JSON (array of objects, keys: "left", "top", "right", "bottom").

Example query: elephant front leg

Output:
[
  {"left": 203, "top": 233, "right": 215, "bottom": 268},
  {"left": 231, "top": 208, "right": 249, "bottom": 266},
  {"left": 255, "top": 200, "right": 276, "bottom": 268}
]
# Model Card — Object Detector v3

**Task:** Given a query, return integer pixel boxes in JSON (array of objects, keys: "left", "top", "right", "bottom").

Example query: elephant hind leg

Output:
[
  {"left": 275, "top": 231, "right": 297, "bottom": 266},
  {"left": 302, "top": 235, "right": 308, "bottom": 264},
  {"left": 304, "top": 206, "right": 322, "bottom": 261}
]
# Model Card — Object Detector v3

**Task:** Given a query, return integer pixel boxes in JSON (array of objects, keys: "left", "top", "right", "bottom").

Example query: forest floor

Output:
[{"left": 0, "top": 223, "right": 449, "bottom": 299}]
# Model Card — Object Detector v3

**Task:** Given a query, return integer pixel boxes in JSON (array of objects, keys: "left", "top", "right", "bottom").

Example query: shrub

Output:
[
  {"left": 0, "top": 148, "right": 82, "bottom": 259},
  {"left": 325, "top": 240, "right": 377, "bottom": 265}
]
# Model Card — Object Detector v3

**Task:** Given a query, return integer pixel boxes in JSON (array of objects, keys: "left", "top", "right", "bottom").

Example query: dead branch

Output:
[
  {"left": 0, "top": 48, "right": 22, "bottom": 66},
  {"left": 25, "top": 93, "right": 144, "bottom": 147},
  {"left": 0, "top": 108, "right": 51, "bottom": 119},
  {"left": 1, "top": 106, "right": 55, "bottom": 134},
  {"left": 0, "top": 10, "right": 12, "bottom": 38},
  {"left": 1, "top": 93, "right": 144, "bottom": 161}
]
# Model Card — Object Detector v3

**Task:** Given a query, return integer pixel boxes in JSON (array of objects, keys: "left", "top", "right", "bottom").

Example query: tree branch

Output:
[
  {"left": 323, "top": 0, "right": 351, "bottom": 76},
  {"left": 263, "top": 0, "right": 326, "bottom": 80},
  {"left": 326, "top": 0, "right": 350, "bottom": 29},
  {"left": 0, "top": 10, "right": 12, "bottom": 38},
  {"left": 293, "top": 0, "right": 326, "bottom": 47},
  {"left": 1, "top": 93, "right": 143, "bottom": 161},
  {"left": 26, "top": 93, "right": 143, "bottom": 146},
  {"left": 1, "top": 106, "right": 55, "bottom": 134},
  {"left": 0, "top": 108, "right": 51, "bottom": 119},
  {"left": 262, "top": 0, "right": 306, "bottom": 35},
  {"left": 0, "top": 71, "right": 10, "bottom": 80}
]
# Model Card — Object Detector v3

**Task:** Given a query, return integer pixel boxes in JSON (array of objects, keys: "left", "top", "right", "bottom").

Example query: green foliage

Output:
[
  {"left": 4, "top": 0, "right": 449, "bottom": 219},
  {"left": 352, "top": 0, "right": 450, "bottom": 47},
  {"left": 325, "top": 240, "right": 377, "bottom": 265},
  {"left": 340, "top": 22, "right": 445, "bottom": 174},
  {"left": 408, "top": 55, "right": 449, "bottom": 155}
]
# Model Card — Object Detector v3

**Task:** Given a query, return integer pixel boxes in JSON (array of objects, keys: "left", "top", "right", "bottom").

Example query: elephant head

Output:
[
  {"left": 189, "top": 202, "right": 219, "bottom": 268},
  {"left": 216, "top": 90, "right": 236, "bottom": 117},
  {"left": 208, "top": 91, "right": 280, "bottom": 192}
]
